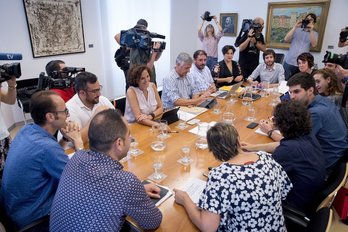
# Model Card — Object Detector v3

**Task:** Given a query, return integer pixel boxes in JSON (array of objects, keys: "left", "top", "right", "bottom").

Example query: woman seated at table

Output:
[
  {"left": 297, "top": 52, "right": 316, "bottom": 75},
  {"left": 173, "top": 123, "right": 292, "bottom": 232},
  {"left": 124, "top": 65, "right": 163, "bottom": 127},
  {"left": 213, "top": 45, "right": 243, "bottom": 88},
  {"left": 313, "top": 68, "right": 348, "bottom": 128}
]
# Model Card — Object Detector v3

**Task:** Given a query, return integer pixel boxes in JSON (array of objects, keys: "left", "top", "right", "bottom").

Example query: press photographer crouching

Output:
[
  {"left": 235, "top": 17, "right": 266, "bottom": 80},
  {"left": 0, "top": 53, "right": 21, "bottom": 183},
  {"left": 45, "top": 60, "right": 84, "bottom": 102},
  {"left": 115, "top": 19, "right": 165, "bottom": 91}
]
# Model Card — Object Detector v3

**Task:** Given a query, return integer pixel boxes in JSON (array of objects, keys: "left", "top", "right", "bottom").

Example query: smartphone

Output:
[{"left": 247, "top": 122, "right": 259, "bottom": 129}]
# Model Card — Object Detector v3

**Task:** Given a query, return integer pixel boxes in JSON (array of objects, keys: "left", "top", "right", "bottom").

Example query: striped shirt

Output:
[{"left": 190, "top": 65, "right": 214, "bottom": 92}]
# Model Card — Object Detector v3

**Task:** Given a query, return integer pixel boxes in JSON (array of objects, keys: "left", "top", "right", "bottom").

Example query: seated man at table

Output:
[
  {"left": 247, "top": 49, "right": 285, "bottom": 87},
  {"left": 243, "top": 101, "right": 326, "bottom": 214},
  {"left": 1, "top": 91, "right": 83, "bottom": 231},
  {"left": 161, "top": 52, "right": 210, "bottom": 109},
  {"left": 190, "top": 50, "right": 216, "bottom": 94},
  {"left": 50, "top": 109, "right": 163, "bottom": 231},
  {"left": 66, "top": 71, "right": 114, "bottom": 142},
  {"left": 256, "top": 72, "right": 348, "bottom": 170}
]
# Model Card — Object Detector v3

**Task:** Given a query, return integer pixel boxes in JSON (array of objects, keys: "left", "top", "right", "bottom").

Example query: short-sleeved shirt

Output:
[
  {"left": 1, "top": 124, "right": 68, "bottom": 229},
  {"left": 198, "top": 30, "right": 223, "bottom": 58},
  {"left": 308, "top": 95, "right": 348, "bottom": 168},
  {"left": 272, "top": 134, "right": 326, "bottom": 213},
  {"left": 124, "top": 84, "right": 158, "bottom": 122},
  {"left": 198, "top": 151, "right": 292, "bottom": 232},
  {"left": 190, "top": 64, "right": 214, "bottom": 92},
  {"left": 161, "top": 68, "right": 199, "bottom": 109},
  {"left": 50, "top": 150, "right": 162, "bottom": 231},
  {"left": 216, "top": 60, "right": 241, "bottom": 88},
  {"left": 66, "top": 94, "right": 114, "bottom": 128},
  {"left": 249, "top": 63, "right": 285, "bottom": 84},
  {"left": 284, "top": 28, "right": 318, "bottom": 66},
  {"left": 50, "top": 86, "right": 75, "bottom": 102}
]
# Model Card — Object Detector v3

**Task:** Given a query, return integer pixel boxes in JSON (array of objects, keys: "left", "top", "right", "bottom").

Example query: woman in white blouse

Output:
[{"left": 124, "top": 65, "right": 163, "bottom": 126}]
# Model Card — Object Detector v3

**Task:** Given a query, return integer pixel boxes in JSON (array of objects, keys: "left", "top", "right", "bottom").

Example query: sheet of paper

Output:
[
  {"left": 189, "top": 121, "right": 217, "bottom": 136},
  {"left": 179, "top": 106, "right": 208, "bottom": 115},
  {"left": 177, "top": 110, "right": 197, "bottom": 122},
  {"left": 278, "top": 80, "right": 289, "bottom": 94},
  {"left": 181, "top": 178, "right": 207, "bottom": 204}
]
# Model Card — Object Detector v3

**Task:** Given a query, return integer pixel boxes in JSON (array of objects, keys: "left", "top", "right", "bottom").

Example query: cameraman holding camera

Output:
[
  {"left": 236, "top": 17, "right": 266, "bottom": 80},
  {"left": 338, "top": 27, "right": 348, "bottom": 48},
  {"left": 283, "top": 13, "right": 318, "bottom": 80},
  {"left": 115, "top": 19, "right": 163, "bottom": 90},
  {"left": 0, "top": 75, "right": 16, "bottom": 182}
]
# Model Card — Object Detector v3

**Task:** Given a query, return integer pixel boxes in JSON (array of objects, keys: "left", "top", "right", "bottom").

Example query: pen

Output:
[
  {"left": 169, "top": 131, "right": 179, "bottom": 133},
  {"left": 203, "top": 173, "right": 208, "bottom": 178}
]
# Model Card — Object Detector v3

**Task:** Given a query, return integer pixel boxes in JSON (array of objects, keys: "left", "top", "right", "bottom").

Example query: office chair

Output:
[
  {"left": 284, "top": 162, "right": 348, "bottom": 230},
  {"left": 111, "top": 96, "right": 126, "bottom": 115},
  {"left": 275, "top": 53, "right": 285, "bottom": 65}
]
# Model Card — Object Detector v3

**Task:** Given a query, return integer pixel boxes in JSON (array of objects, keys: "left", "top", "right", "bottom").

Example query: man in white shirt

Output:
[
  {"left": 66, "top": 71, "right": 113, "bottom": 142},
  {"left": 190, "top": 50, "right": 216, "bottom": 94},
  {"left": 248, "top": 49, "right": 285, "bottom": 87}
]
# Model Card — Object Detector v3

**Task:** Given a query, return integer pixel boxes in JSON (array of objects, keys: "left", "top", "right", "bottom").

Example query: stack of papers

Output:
[
  {"left": 178, "top": 107, "right": 208, "bottom": 122},
  {"left": 189, "top": 121, "right": 217, "bottom": 136},
  {"left": 181, "top": 178, "right": 207, "bottom": 203}
]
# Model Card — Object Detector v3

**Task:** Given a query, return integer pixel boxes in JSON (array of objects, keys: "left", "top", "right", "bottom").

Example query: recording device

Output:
[
  {"left": 323, "top": 51, "right": 348, "bottom": 68},
  {"left": 301, "top": 19, "right": 311, "bottom": 29},
  {"left": 201, "top": 11, "right": 214, "bottom": 21},
  {"left": 120, "top": 28, "right": 166, "bottom": 52},
  {"left": 0, "top": 52, "right": 22, "bottom": 83},
  {"left": 340, "top": 27, "right": 348, "bottom": 43},
  {"left": 38, "top": 66, "right": 85, "bottom": 90},
  {"left": 235, "top": 19, "right": 263, "bottom": 47}
]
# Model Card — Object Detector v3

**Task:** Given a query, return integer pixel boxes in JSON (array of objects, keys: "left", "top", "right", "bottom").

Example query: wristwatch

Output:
[{"left": 150, "top": 113, "right": 155, "bottom": 120}]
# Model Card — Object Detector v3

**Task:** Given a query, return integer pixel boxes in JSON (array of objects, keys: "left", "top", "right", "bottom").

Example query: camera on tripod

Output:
[
  {"left": 38, "top": 67, "right": 85, "bottom": 90},
  {"left": 120, "top": 28, "right": 166, "bottom": 52},
  {"left": 0, "top": 52, "right": 22, "bottom": 83}
]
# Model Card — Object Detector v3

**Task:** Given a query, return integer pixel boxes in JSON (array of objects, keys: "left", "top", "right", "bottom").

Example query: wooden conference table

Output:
[{"left": 122, "top": 95, "right": 276, "bottom": 231}]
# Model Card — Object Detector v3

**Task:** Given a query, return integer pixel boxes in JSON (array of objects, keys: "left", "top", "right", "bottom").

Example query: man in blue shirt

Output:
[
  {"left": 50, "top": 109, "right": 162, "bottom": 231},
  {"left": 161, "top": 52, "right": 209, "bottom": 109},
  {"left": 1, "top": 90, "right": 83, "bottom": 231}
]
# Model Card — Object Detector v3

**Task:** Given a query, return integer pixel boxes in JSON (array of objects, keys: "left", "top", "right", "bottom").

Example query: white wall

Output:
[{"left": 1, "top": 0, "right": 347, "bottom": 130}]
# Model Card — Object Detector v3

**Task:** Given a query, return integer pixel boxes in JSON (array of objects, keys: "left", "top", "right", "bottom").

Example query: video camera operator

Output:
[
  {"left": 0, "top": 53, "right": 20, "bottom": 183},
  {"left": 114, "top": 19, "right": 163, "bottom": 91},
  {"left": 338, "top": 27, "right": 348, "bottom": 48},
  {"left": 235, "top": 17, "right": 266, "bottom": 80},
  {"left": 283, "top": 13, "right": 318, "bottom": 80},
  {"left": 45, "top": 60, "right": 75, "bottom": 102}
]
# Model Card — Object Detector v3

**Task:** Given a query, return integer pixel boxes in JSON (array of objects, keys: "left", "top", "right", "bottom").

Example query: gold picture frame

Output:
[
  {"left": 220, "top": 13, "right": 238, "bottom": 37},
  {"left": 265, "top": 0, "right": 331, "bottom": 52}
]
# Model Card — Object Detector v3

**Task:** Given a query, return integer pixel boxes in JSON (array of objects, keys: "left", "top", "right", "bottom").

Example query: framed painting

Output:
[
  {"left": 220, "top": 13, "right": 238, "bottom": 37},
  {"left": 23, "top": 0, "right": 85, "bottom": 58},
  {"left": 266, "top": 0, "right": 331, "bottom": 52}
]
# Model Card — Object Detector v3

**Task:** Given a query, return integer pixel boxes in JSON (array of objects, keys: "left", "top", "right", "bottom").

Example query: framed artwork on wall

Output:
[
  {"left": 265, "top": 0, "right": 331, "bottom": 52},
  {"left": 23, "top": 0, "right": 85, "bottom": 57},
  {"left": 220, "top": 13, "right": 238, "bottom": 37}
]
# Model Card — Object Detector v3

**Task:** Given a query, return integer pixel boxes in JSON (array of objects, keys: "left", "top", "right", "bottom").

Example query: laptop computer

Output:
[
  {"left": 160, "top": 107, "right": 180, "bottom": 124},
  {"left": 214, "top": 82, "right": 243, "bottom": 99}
]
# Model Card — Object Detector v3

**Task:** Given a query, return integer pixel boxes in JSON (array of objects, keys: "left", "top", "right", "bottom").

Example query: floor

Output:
[{"left": 8, "top": 124, "right": 348, "bottom": 231}]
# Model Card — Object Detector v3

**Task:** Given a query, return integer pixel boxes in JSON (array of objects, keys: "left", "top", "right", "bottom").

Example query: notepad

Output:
[{"left": 142, "top": 180, "right": 173, "bottom": 206}]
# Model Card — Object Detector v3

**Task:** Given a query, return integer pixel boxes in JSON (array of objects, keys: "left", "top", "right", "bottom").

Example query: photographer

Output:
[
  {"left": 0, "top": 75, "right": 16, "bottom": 183},
  {"left": 115, "top": 19, "right": 163, "bottom": 89},
  {"left": 236, "top": 17, "right": 266, "bottom": 80},
  {"left": 338, "top": 27, "right": 348, "bottom": 48},
  {"left": 283, "top": 13, "right": 318, "bottom": 80},
  {"left": 45, "top": 60, "right": 75, "bottom": 102}
]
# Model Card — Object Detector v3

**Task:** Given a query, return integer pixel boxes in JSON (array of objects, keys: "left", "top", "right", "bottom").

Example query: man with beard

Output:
[
  {"left": 66, "top": 72, "right": 114, "bottom": 142},
  {"left": 247, "top": 49, "right": 285, "bottom": 87},
  {"left": 190, "top": 50, "right": 216, "bottom": 94}
]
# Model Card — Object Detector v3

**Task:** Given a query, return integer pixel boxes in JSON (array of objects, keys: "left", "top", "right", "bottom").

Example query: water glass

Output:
[
  {"left": 245, "top": 106, "right": 256, "bottom": 122},
  {"left": 129, "top": 139, "right": 140, "bottom": 156},
  {"left": 159, "top": 120, "right": 168, "bottom": 139},
  {"left": 260, "top": 81, "right": 270, "bottom": 97},
  {"left": 242, "top": 87, "right": 253, "bottom": 106},
  {"left": 180, "top": 146, "right": 191, "bottom": 165},
  {"left": 212, "top": 102, "right": 222, "bottom": 114},
  {"left": 222, "top": 112, "right": 236, "bottom": 125},
  {"left": 152, "top": 158, "right": 164, "bottom": 180},
  {"left": 195, "top": 122, "right": 209, "bottom": 150}
]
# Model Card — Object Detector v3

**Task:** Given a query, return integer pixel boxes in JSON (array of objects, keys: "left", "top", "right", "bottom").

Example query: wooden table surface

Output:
[{"left": 123, "top": 95, "right": 275, "bottom": 232}]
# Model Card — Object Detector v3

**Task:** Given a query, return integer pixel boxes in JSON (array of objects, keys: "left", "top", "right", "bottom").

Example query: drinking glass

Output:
[
  {"left": 212, "top": 102, "right": 222, "bottom": 114},
  {"left": 128, "top": 137, "right": 143, "bottom": 157},
  {"left": 245, "top": 106, "right": 256, "bottom": 122},
  {"left": 152, "top": 155, "right": 165, "bottom": 181},
  {"left": 242, "top": 87, "right": 253, "bottom": 106},
  {"left": 179, "top": 146, "right": 192, "bottom": 165},
  {"left": 222, "top": 112, "right": 236, "bottom": 125},
  {"left": 260, "top": 81, "right": 270, "bottom": 97},
  {"left": 195, "top": 122, "right": 209, "bottom": 150},
  {"left": 269, "top": 85, "right": 280, "bottom": 107},
  {"left": 159, "top": 120, "right": 169, "bottom": 139}
]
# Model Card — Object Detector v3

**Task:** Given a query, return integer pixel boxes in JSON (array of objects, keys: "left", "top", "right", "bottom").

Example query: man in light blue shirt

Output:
[{"left": 162, "top": 52, "right": 209, "bottom": 109}]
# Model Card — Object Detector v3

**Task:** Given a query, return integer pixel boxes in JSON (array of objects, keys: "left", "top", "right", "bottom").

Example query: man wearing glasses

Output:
[
  {"left": 1, "top": 91, "right": 83, "bottom": 231},
  {"left": 66, "top": 71, "right": 114, "bottom": 142},
  {"left": 283, "top": 13, "right": 318, "bottom": 80}
]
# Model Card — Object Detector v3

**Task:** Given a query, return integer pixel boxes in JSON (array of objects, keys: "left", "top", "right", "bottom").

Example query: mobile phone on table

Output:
[{"left": 247, "top": 122, "right": 259, "bottom": 129}]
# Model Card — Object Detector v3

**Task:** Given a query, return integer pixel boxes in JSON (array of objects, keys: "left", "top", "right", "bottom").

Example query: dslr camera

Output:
[
  {"left": 120, "top": 28, "right": 166, "bottom": 52},
  {"left": 340, "top": 27, "right": 348, "bottom": 43},
  {"left": 323, "top": 51, "right": 348, "bottom": 68},
  {"left": 38, "top": 67, "right": 85, "bottom": 90},
  {"left": 301, "top": 19, "right": 311, "bottom": 29},
  {"left": 201, "top": 11, "right": 214, "bottom": 22},
  {"left": 0, "top": 52, "right": 22, "bottom": 83},
  {"left": 240, "top": 19, "right": 262, "bottom": 39}
]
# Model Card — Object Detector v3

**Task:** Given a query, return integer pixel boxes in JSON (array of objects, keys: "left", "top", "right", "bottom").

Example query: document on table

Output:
[
  {"left": 189, "top": 121, "right": 217, "bottom": 137},
  {"left": 181, "top": 178, "right": 207, "bottom": 204}
]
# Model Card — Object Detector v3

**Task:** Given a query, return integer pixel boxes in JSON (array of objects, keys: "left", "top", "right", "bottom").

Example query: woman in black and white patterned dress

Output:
[{"left": 174, "top": 123, "right": 292, "bottom": 232}]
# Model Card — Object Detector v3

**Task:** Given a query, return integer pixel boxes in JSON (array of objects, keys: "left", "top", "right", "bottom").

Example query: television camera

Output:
[
  {"left": 340, "top": 27, "right": 348, "bottom": 43},
  {"left": 0, "top": 53, "right": 22, "bottom": 83},
  {"left": 201, "top": 11, "right": 214, "bottom": 22},
  {"left": 235, "top": 19, "right": 263, "bottom": 47},
  {"left": 120, "top": 28, "right": 166, "bottom": 52},
  {"left": 38, "top": 67, "right": 85, "bottom": 90},
  {"left": 323, "top": 51, "right": 348, "bottom": 68}
]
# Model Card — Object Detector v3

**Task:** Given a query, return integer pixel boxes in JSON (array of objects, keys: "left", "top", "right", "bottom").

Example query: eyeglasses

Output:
[
  {"left": 85, "top": 85, "right": 103, "bottom": 94},
  {"left": 53, "top": 108, "right": 69, "bottom": 115}
]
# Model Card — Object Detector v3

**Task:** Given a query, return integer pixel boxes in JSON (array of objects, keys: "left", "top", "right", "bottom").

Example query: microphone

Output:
[{"left": 0, "top": 53, "right": 23, "bottom": 60}]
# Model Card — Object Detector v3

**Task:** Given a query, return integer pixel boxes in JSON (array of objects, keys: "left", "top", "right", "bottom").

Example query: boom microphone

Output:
[{"left": 0, "top": 53, "right": 23, "bottom": 60}]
